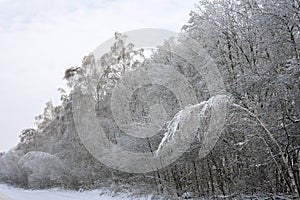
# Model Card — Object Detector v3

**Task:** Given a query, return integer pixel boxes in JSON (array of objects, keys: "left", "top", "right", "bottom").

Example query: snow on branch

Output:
[{"left": 156, "top": 95, "right": 229, "bottom": 157}]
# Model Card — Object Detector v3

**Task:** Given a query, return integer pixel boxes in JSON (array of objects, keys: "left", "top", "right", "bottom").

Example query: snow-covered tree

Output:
[
  {"left": 18, "top": 151, "right": 66, "bottom": 189},
  {"left": 0, "top": 150, "right": 23, "bottom": 186}
]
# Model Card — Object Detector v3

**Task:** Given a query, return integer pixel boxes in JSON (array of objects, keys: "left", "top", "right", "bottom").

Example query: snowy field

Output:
[
  {"left": 0, "top": 184, "right": 152, "bottom": 200},
  {"left": 0, "top": 184, "right": 294, "bottom": 200}
]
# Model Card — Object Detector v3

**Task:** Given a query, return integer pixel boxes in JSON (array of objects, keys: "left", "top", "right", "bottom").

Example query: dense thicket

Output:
[{"left": 0, "top": 0, "right": 299, "bottom": 199}]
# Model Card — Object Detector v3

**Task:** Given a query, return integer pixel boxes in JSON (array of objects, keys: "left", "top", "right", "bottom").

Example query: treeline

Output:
[{"left": 0, "top": 0, "right": 299, "bottom": 199}]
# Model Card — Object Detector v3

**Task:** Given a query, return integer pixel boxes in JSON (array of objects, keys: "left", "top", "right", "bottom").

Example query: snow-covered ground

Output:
[
  {"left": 0, "top": 184, "right": 151, "bottom": 200},
  {"left": 0, "top": 184, "right": 293, "bottom": 200}
]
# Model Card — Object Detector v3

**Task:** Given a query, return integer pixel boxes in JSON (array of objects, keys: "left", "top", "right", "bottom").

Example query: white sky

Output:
[{"left": 0, "top": 0, "right": 196, "bottom": 152}]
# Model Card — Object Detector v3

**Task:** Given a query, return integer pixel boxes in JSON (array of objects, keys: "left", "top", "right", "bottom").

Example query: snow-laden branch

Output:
[{"left": 156, "top": 95, "right": 229, "bottom": 157}]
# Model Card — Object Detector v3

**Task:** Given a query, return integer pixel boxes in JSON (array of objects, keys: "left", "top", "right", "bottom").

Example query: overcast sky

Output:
[{"left": 0, "top": 0, "right": 196, "bottom": 152}]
